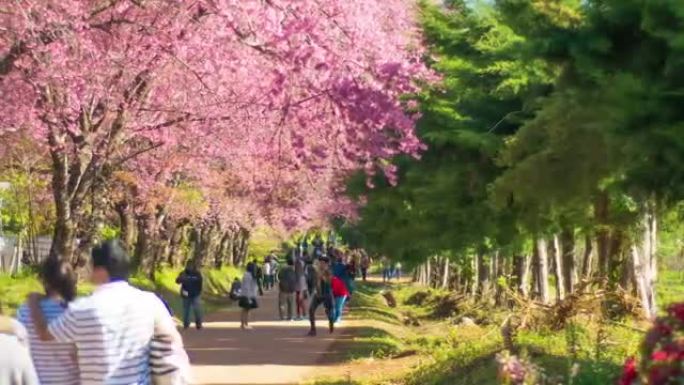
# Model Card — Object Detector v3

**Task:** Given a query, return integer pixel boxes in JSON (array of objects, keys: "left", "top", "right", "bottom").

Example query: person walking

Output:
[
  {"left": 176, "top": 260, "right": 203, "bottom": 330},
  {"left": 271, "top": 255, "right": 280, "bottom": 286},
  {"left": 332, "top": 254, "right": 353, "bottom": 295},
  {"left": 277, "top": 258, "right": 297, "bottom": 321},
  {"left": 262, "top": 257, "right": 273, "bottom": 291},
  {"left": 331, "top": 275, "right": 349, "bottom": 324},
  {"left": 313, "top": 234, "right": 325, "bottom": 259},
  {"left": 17, "top": 258, "right": 78, "bottom": 385},
  {"left": 0, "top": 315, "right": 39, "bottom": 385},
  {"left": 381, "top": 257, "right": 391, "bottom": 282},
  {"left": 294, "top": 255, "right": 308, "bottom": 320},
  {"left": 239, "top": 262, "right": 259, "bottom": 330},
  {"left": 394, "top": 262, "right": 402, "bottom": 280},
  {"left": 27, "top": 239, "right": 186, "bottom": 385},
  {"left": 307, "top": 256, "right": 335, "bottom": 336},
  {"left": 254, "top": 259, "right": 265, "bottom": 296},
  {"left": 360, "top": 253, "right": 370, "bottom": 282}
]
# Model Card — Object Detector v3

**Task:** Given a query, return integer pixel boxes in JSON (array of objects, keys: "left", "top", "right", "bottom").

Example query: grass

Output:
[
  {"left": 657, "top": 270, "right": 684, "bottom": 311},
  {"left": 0, "top": 265, "right": 242, "bottom": 318},
  {"left": 312, "top": 278, "right": 653, "bottom": 385}
]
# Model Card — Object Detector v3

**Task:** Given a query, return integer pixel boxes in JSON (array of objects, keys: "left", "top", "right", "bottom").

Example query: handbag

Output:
[{"left": 238, "top": 296, "right": 258, "bottom": 309}]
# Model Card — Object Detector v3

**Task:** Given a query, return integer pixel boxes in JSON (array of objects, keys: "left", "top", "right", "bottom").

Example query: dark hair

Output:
[
  {"left": 246, "top": 262, "right": 256, "bottom": 277},
  {"left": 91, "top": 239, "right": 130, "bottom": 281},
  {"left": 40, "top": 257, "right": 77, "bottom": 302}
]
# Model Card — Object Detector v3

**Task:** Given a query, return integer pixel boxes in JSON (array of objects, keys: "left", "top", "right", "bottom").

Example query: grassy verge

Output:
[
  {"left": 0, "top": 265, "right": 242, "bottom": 318},
  {"left": 312, "top": 280, "right": 647, "bottom": 385},
  {"left": 657, "top": 270, "right": 684, "bottom": 310}
]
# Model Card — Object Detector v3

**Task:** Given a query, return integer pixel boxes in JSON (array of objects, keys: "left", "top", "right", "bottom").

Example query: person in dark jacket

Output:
[{"left": 176, "top": 260, "right": 203, "bottom": 330}]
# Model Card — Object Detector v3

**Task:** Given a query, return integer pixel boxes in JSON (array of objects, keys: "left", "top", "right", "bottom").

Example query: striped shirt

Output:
[
  {"left": 47, "top": 281, "right": 170, "bottom": 385},
  {"left": 17, "top": 299, "right": 79, "bottom": 385}
]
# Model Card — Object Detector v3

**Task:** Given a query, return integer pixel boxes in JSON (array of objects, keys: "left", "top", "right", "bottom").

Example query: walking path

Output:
[{"left": 183, "top": 288, "right": 353, "bottom": 385}]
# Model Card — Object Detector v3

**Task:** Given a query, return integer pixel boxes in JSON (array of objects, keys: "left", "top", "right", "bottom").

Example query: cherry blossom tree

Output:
[{"left": 0, "top": 0, "right": 428, "bottom": 262}]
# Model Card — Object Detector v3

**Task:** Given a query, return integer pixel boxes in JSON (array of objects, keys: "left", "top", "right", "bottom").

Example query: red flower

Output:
[
  {"left": 651, "top": 350, "right": 670, "bottom": 362},
  {"left": 668, "top": 303, "right": 684, "bottom": 323},
  {"left": 619, "top": 357, "right": 638, "bottom": 385}
]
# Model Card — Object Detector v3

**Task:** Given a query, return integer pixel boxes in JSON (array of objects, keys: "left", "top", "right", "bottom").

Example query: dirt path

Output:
[{"left": 183, "top": 287, "right": 354, "bottom": 385}]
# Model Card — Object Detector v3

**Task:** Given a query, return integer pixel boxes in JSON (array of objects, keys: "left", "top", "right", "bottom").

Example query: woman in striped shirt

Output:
[{"left": 17, "top": 258, "right": 79, "bottom": 385}]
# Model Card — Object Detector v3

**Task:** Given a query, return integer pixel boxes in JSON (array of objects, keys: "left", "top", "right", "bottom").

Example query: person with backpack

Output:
[
  {"left": 277, "top": 257, "right": 297, "bottom": 321},
  {"left": 307, "top": 256, "right": 335, "bottom": 336}
]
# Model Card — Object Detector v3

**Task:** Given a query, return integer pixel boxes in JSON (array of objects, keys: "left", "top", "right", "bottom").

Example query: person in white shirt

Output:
[
  {"left": 0, "top": 315, "right": 39, "bottom": 385},
  {"left": 239, "top": 263, "right": 259, "bottom": 330},
  {"left": 262, "top": 258, "right": 273, "bottom": 291},
  {"left": 27, "top": 240, "right": 185, "bottom": 385}
]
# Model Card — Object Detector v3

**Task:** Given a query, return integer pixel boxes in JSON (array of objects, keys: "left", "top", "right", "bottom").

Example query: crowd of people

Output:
[
  {"left": 0, "top": 233, "right": 384, "bottom": 384},
  {"left": 228, "top": 234, "right": 364, "bottom": 336}
]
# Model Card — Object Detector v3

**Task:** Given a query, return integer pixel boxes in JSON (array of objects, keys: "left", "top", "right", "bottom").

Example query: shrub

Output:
[{"left": 619, "top": 302, "right": 684, "bottom": 385}]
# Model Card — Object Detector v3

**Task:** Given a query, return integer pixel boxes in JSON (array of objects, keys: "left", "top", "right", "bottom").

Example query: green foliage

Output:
[
  {"left": 98, "top": 224, "right": 120, "bottom": 241},
  {"left": 0, "top": 170, "right": 53, "bottom": 236},
  {"left": 247, "top": 227, "right": 282, "bottom": 262},
  {"left": 344, "top": 0, "right": 553, "bottom": 263}
]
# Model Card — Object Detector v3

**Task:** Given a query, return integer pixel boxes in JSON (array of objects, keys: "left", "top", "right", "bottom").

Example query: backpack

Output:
[{"left": 278, "top": 266, "right": 297, "bottom": 293}]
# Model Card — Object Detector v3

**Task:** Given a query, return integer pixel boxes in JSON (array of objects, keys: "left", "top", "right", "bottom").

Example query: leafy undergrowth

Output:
[
  {"left": 0, "top": 265, "right": 242, "bottom": 318},
  {"left": 314, "top": 280, "right": 646, "bottom": 385}
]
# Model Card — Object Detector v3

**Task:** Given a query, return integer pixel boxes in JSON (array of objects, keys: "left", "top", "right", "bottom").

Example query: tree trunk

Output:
[
  {"left": 49, "top": 153, "right": 78, "bottom": 262},
  {"left": 582, "top": 234, "right": 594, "bottom": 280},
  {"left": 478, "top": 252, "right": 491, "bottom": 298},
  {"left": 226, "top": 226, "right": 237, "bottom": 265},
  {"left": 513, "top": 254, "right": 531, "bottom": 297},
  {"left": 633, "top": 199, "right": 657, "bottom": 319},
  {"left": 552, "top": 235, "right": 565, "bottom": 301},
  {"left": 232, "top": 227, "right": 250, "bottom": 266},
  {"left": 494, "top": 252, "right": 504, "bottom": 305},
  {"left": 134, "top": 214, "right": 155, "bottom": 274},
  {"left": 561, "top": 228, "right": 577, "bottom": 294},
  {"left": 608, "top": 231, "right": 625, "bottom": 289},
  {"left": 168, "top": 222, "right": 189, "bottom": 267},
  {"left": 115, "top": 201, "right": 136, "bottom": 254},
  {"left": 471, "top": 254, "right": 479, "bottom": 295},
  {"left": 594, "top": 192, "right": 610, "bottom": 281},
  {"left": 535, "top": 238, "right": 550, "bottom": 304},
  {"left": 441, "top": 257, "right": 450, "bottom": 289}
]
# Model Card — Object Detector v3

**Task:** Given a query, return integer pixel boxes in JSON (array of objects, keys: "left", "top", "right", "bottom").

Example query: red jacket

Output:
[{"left": 331, "top": 276, "right": 349, "bottom": 297}]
